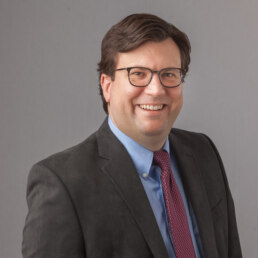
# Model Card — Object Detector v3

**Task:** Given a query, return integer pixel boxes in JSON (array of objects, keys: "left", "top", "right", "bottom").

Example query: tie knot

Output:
[{"left": 153, "top": 150, "right": 171, "bottom": 170}]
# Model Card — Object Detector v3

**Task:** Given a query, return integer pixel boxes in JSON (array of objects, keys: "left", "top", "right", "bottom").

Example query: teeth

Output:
[{"left": 140, "top": 104, "right": 163, "bottom": 110}]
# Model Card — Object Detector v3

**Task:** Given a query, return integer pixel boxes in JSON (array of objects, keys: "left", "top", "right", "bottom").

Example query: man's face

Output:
[{"left": 101, "top": 38, "right": 183, "bottom": 147}]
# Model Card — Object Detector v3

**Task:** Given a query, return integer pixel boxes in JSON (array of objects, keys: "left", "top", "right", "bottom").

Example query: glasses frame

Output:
[{"left": 115, "top": 66, "right": 185, "bottom": 88}]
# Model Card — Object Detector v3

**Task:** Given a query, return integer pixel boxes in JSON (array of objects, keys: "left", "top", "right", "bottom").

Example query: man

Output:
[{"left": 22, "top": 13, "right": 242, "bottom": 258}]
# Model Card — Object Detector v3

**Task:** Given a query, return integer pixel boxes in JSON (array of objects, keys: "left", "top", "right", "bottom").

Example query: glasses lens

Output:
[
  {"left": 128, "top": 67, "right": 151, "bottom": 86},
  {"left": 160, "top": 68, "right": 182, "bottom": 87}
]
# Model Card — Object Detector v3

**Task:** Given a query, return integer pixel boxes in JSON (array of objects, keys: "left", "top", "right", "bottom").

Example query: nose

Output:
[{"left": 144, "top": 73, "right": 166, "bottom": 96}]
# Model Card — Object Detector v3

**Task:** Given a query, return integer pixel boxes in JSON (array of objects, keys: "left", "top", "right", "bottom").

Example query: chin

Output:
[{"left": 140, "top": 124, "right": 169, "bottom": 137}]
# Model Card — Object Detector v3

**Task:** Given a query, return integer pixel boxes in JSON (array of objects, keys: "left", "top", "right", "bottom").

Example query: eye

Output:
[
  {"left": 130, "top": 68, "right": 148, "bottom": 78},
  {"left": 163, "top": 72, "right": 175, "bottom": 78},
  {"left": 132, "top": 71, "right": 145, "bottom": 76},
  {"left": 161, "top": 69, "right": 180, "bottom": 80}
]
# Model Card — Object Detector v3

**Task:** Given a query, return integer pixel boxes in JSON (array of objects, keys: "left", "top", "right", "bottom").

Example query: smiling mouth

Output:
[{"left": 139, "top": 104, "right": 164, "bottom": 111}]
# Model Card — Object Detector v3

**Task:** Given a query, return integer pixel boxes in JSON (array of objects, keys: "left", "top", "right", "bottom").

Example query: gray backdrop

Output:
[{"left": 1, "top": 0, "right": 257, "bottom": 257}]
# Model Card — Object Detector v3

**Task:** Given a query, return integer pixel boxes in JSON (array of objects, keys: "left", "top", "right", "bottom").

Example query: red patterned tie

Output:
[{"left": 154, "top": 150, "right": 196, "bottom": 258}]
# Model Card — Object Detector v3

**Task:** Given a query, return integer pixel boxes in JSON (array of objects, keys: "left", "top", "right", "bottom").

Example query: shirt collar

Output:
[{"left": 108, "top": 116, "right": 170, "bottom": 178}]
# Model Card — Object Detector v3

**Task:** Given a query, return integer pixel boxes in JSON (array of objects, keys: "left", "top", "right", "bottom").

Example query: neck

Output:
[
  {"left": 131, "top": 134, "right": 167, "bottom": 152},
  {"left": 108, "top": 115, "right": 169, "bottom": 152}
]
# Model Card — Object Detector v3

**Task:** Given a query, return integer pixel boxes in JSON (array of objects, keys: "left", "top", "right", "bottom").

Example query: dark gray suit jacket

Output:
[{"left": 22, "top": 119, "right": 242, "bottom": 258}]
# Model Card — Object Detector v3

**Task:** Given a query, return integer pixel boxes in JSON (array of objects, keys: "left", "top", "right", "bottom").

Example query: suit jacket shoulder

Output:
[
  {"left": 169, "top": 128, "right": 242, "bottom": 258},
  {"left": 23, "top": 120, "right": 168, "bottom": 258},
  {"left": 22, "top": 121, "right": 242, "bottom": 258}
]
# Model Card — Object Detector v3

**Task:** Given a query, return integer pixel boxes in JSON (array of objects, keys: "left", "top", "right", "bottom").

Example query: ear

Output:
[{"left": 100, "top": 73, "right": 112, "bottom": 103}]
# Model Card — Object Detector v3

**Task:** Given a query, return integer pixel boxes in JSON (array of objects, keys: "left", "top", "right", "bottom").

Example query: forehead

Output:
[{"left": 116, "top": 38, "right": 181, "bottom": 69}]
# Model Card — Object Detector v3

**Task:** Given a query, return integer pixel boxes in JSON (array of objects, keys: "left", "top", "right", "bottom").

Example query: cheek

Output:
[
  {"left": 119, "top": 87, "right": 143, "bottom": 107},
  {"left": 109, "top": 87, "right": 133, "bottom": 112},
  {"left": 170, "top": 87, "right": 183, "bottom": 105}
]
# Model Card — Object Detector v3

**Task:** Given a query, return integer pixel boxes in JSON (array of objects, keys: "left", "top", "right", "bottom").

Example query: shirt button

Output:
[{"left": 142, "top": 173, "right": 148, "bottom": 179}]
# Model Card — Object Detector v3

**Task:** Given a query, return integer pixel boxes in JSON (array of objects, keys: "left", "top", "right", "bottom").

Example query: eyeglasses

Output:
[{"left": 115, "top": 67, "right": 185, "bottom": 88}]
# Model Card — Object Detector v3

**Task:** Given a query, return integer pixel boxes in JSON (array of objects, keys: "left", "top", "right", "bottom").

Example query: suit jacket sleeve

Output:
[
  {"left": 22, "top": 163, "right": 85, "bottom": 258},
  {"left": 203, "top": 134, "right": 242, "bottom": 258}
]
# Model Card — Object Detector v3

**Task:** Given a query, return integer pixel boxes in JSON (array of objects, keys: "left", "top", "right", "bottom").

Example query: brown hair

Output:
[{"left": 98, "top": 13, "right": 191, "bottom": 113}]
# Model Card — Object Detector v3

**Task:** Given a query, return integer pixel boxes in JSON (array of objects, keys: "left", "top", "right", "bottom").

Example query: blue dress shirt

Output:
[{"left": 108, "top": 117, "right": 203, "bottom": 258}]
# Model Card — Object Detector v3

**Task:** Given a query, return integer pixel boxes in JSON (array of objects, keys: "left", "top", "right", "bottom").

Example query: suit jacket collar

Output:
[
  {"left": 96, "top": 118, "right": 169, "bottom": 258},
  {"left": 169, "top": 132, "right": 219, "bottom": 258},
  {"left": 96, "top": 118, "right": 218, "bottom": 258}
]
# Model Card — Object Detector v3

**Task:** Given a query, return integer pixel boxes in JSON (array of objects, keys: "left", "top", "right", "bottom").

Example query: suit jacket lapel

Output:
[
  {"left": 169, "top": 131, "right": 219, "bottom": 258},
  {"left": 96, "top": 119, "right": 169, "bottom": 258}
]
